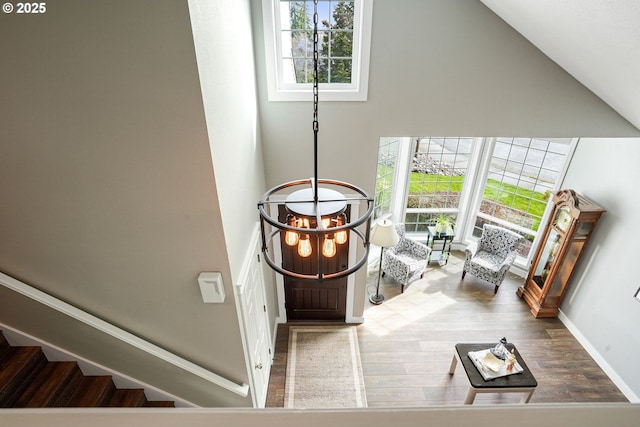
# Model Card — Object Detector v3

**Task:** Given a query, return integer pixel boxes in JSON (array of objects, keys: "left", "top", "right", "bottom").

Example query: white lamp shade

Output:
[{"left": 370, "top": 219, "right": 399, "bottom": 248}]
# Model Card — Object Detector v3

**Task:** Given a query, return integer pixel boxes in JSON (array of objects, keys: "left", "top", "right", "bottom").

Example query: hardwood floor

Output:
[{"left": 265, "top": 251, "right": 627, "bottom": 407}]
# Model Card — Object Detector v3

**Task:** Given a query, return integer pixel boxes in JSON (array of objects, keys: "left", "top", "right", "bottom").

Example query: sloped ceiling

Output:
[{"left": 480, "top": 0, "right": 640, "bottom": 131}]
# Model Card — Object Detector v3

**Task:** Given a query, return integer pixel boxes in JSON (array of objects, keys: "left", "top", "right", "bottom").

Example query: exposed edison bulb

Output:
[
  {"left": 321, "top": 217, "right": 331, "bottom": 229},
  {"left": 322, "top": 236, "right": 337, "bottom": 257},
  {"left": 284, "top": 216, "right": 299, "bottom": 246},
  {"left": 298, "top": 235, "right": 312, "bottom": 258},
  {"left": 302, "top": 218, "right": 310, "bottom": 228},
  {"left": 335, "top": 215, "right": 347, "bottom": 244},
  {"left": 284, "top": 230, "right": 299, "bottom": 246}
]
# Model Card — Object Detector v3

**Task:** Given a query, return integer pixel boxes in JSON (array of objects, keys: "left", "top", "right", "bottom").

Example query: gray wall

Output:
[
  {"left": 189, "top": 0, "right": 268, "bottom": 282},
  {"left": 0, "top": 0, "right": 254, "bottom": 406},
  {"left": 188, "top": 0, "right": 279, "bottom": 382},
  {"left": 254, "top": 0, "right": 639, "bottom": 191},
  {"left": 251, "top": 0, "right": 640, "bottom": 318},
  {"left": 561, "top": 139, "right": 640, "bottom": 399}
]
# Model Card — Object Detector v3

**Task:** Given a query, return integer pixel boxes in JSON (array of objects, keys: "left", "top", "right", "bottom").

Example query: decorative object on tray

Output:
[
  {"left": 468, "top": 338, "right": 523, "bottom": 380},
  {"left": 490, "top": 337, "right": 508, "bottom": 360},
  {"left": 468, "top": 348, "right": 523, "bottom": 380},
  {"left": 482, "top": 351, "right": 504, "bottom": 372},
  {"left": 506, "top": 351, "right": 517, "bottom": 372}
]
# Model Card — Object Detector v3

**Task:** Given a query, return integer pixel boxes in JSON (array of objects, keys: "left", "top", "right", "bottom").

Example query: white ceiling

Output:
[{"left": 480, "top": 0, "right": 640, "bottom": 132}]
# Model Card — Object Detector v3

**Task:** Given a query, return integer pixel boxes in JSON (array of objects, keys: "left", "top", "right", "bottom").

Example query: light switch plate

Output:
[{"left": 198, "top": 272, "right": 225, "bottom": 303}]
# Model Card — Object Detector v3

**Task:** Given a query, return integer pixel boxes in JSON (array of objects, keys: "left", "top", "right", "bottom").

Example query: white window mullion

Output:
[
  {"left": 455, "top": 137, "right": 489, "bottom": 245},
  {"left": 392, "top": 137, "right": 413, "bottom": 224},
  {"left": 557, "top": 137, "right": 579, "bottom": 190}
]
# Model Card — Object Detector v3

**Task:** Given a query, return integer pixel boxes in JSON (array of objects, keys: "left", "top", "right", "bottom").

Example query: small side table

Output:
[
  {"left": 426, "top": 226, "right": 454, "bottom": 265},
  {"left": 449, "top": 343, "right": 537, "bottom": 404}
]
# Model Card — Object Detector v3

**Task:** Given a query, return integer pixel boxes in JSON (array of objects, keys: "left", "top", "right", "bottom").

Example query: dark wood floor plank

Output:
[{"left": 265, "top": 251, "right": 628, "bottom": 407}]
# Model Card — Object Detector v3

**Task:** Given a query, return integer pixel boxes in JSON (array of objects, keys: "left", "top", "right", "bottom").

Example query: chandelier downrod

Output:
[{"left": 313, "top": 0, "right": 319, "bottom": 205}]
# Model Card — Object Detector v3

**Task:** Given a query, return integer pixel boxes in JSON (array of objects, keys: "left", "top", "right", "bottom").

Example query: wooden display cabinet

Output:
[{"left": 517, "top": 189, "right": 605, "bottom": 318}]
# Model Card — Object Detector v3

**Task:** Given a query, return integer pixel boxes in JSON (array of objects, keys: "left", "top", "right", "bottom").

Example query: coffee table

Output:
[{"left": 449, "top": 343, "right": 537, "bottom": 404}]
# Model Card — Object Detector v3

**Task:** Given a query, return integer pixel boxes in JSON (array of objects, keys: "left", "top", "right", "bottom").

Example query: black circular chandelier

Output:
[{"left": 257, "top": 0, "right": 373, "bottom": 281}]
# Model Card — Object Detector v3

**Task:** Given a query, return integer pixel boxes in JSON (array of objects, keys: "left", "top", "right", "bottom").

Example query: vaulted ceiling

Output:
[{"left": 480, "top": 0, "right": 640, "bottom": 131}]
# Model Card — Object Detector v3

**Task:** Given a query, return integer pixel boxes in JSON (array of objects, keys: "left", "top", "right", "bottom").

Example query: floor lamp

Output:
[{"left": 369, "top": 219, "right": 399, "bottom": 305}]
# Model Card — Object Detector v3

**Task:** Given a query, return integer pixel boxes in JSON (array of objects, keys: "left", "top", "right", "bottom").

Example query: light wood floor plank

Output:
[{"left": 266, "top": 251, "right": 627, "bottom": 407}]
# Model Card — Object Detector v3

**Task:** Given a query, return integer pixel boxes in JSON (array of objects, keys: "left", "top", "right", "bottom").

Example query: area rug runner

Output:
[{"left": 284, "top": 325, "right": 367, "bottom": 408}]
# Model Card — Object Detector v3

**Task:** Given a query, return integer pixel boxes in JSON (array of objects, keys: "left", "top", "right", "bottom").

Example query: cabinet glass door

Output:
[{"left": 533, "top": 229, "right": 563, "bottom": 289}]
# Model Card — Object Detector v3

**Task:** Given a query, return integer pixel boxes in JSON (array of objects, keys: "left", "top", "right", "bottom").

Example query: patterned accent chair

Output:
[
  {"left": 462, "top": 224, "right": 523, "bottom": 294},
  {"left": 382, "top": 224, "right": 431, "bottom": 293}
]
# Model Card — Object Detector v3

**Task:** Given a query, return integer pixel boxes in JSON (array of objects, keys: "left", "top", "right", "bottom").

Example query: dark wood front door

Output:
[
  {"left": 279, "top": 206, "right": 349, "bottom": 321},
  {"left": 285, "top": 279, "right": 346, "bottom": 321}
]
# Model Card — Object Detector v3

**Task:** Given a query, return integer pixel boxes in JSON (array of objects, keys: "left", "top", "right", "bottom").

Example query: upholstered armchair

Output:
[
  {"left": 462, "top": 224, "right": 523, "bottom": 294},
  {"left": 381, "top": 224, "right": 431, "bottom": 293}
]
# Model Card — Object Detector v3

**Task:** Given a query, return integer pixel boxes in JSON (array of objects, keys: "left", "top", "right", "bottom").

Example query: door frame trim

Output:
[{"left": 234, "top": 222, "right": 273, "bottom": 407}]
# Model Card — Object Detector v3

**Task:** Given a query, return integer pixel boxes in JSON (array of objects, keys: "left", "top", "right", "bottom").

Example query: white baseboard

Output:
[
  {"left": 557, "top": 310, "right": 639, "bottom": 403},
  {"left": 0, "top": 322, "right": 197, "bottom": 407}
]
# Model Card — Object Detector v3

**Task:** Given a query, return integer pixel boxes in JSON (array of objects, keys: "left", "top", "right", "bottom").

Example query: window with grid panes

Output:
[
  {"left": 279, "top": 0, "right": 354, "bottom": 84},
  {"left": 404, "top": 138, "right": 473, "bottom": 233},
  {"left": 262, "top": 0, "right": 372, "bottom": 101},
  {"left": 474, "top": 138, "right": 573, "bottom": 257}
]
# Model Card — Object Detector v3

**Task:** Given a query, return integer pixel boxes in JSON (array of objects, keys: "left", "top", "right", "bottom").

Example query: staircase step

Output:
[
  {"left": 107, "top": 388, "right": 147, "bottom": 407},
  {"left": 14, "top": 361, "right": 81, "bottom": 407},
  {"left": 0, "top": 331, "right": 174, "bottom": 408},
  {"left": 64, "top": 376, "right": 115, "bottom": 407},
  {"left": 51, "top": 362, "right": 85, "bottom": 407},
  {"left": 0, "top": 346, "right": 47, "bottom": 407}
]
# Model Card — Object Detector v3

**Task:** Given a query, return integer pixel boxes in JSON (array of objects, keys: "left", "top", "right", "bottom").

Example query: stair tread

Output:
[
  {"left": 65, "top": 376, "right": 115, "bottom": 407},
  {"left": 107, "top": 388, "right": 147, "bottom": 407},
  {"left": 0, "top": 346, "right": 47, "bottom": 407},
  {"left": 14, "top": 361, "right": 80, "bottom": 407}
]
